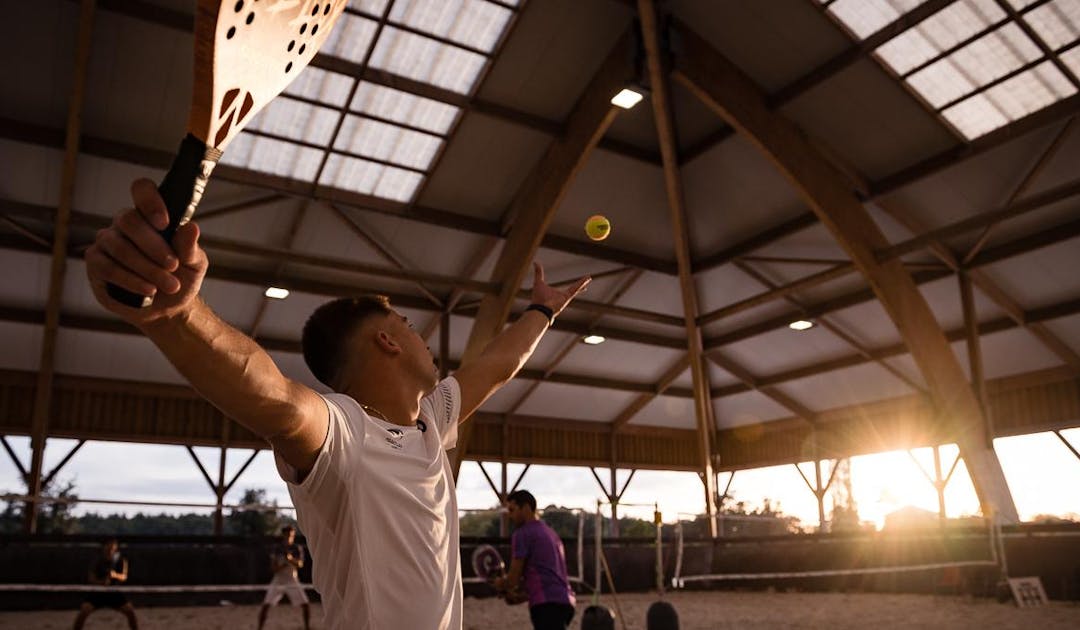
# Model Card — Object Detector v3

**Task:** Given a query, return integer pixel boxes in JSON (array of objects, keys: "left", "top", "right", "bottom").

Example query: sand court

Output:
[{"left": 1, "top": 592, "right": 1079, "bottom": 630}]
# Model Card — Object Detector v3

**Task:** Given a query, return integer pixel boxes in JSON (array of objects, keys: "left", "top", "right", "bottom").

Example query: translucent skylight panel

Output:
[
  {"left": 981, "top": 60, "right": 1077, "bottom": 116},
  {"left": 1063, "top": 43, "right": 1080, "bottom": 75},
  {"left": 374, "top": 168, "right": 425, "bottom": 202},
  {"left": 335, "top": 116, "right": 443, "bottom": 170},
  {"left": 351, "top": 0, "right": 390, "bottom": 13},
  {"left": 941, "top": 93, "right": 1010, "bottom": 137},
  {"left": 319, "top": 154, "right": 423, "bottom": 202},
  {"left": 907, "top": 24, "right": 1042, "bottom": 107},
  {"left": 390, "top": 0, "right": 513, "bottom": 53},
  {"left": 221, "top": 133, "right": 324, "bottom": 181},
  {"left": 828, "top": 0, "right": 928, "bottom": 40},
  {"left": 351, "top": 83, "right": 460, "bottom": 134},
  {"left": 284, "top": 67, "right": 353, "bottom": 107},
  {"left": 321, "top": 12, "right": 379, "bottom": 64},
  {"left": 1022, "top": 0, "right": 1080, "bottom": 50},
  {"left": 369, "top": 26, "right": 487, "bottom": 93},
  {"left": 942, "top": 61, "right": 1076, "bottom": 138},
  {"left": 247, "top": 99, "right": 341, "bottom": 146},
  {"left": 876, "top": 0, "right": 1005, "bottom": 75}
]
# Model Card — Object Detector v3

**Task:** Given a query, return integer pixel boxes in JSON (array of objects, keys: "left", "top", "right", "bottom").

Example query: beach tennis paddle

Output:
[
  {"left": 107, "top": 0, "right": 348, "bottom": 307},
  {"left": 471, "top": 545, "right": 527, "bottom": 605}
]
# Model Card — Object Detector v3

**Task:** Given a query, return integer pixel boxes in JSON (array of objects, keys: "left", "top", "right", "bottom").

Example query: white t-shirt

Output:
[{"left": 275, "top": 378, "right": 462, "bottom": 630}]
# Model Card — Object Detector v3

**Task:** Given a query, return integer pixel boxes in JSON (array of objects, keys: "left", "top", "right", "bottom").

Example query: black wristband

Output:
[{"left": 525, "top": 303, "right": 555, "bottom": 325}]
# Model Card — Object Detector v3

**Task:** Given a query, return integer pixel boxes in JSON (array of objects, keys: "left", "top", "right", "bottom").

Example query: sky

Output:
[{"left": 1, "top": 428, "right": 1077, "bottom": 531}]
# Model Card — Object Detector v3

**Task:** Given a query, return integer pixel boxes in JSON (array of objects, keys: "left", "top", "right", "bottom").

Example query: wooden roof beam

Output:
[
  {"left": 0, "top": 116, "right": 675, "bottom": 275},
  {"left": 25, "top": 0, "right": 96, "bottom": 534},
  {"left": 638, "top": 0, "right": 717, "bottom": 534},
  {"left": 672, "top": 19, "right": 1019, "bottom": 522}
]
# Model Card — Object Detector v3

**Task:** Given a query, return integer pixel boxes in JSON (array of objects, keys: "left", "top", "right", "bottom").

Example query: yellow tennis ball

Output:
[{"left": 585, "top": 214, "right": 611, "bottom": 241}]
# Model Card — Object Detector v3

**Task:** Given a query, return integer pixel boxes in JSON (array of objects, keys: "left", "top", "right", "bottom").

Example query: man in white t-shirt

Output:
[{"left": 84, "top": 180, "right": 590, "bottom": 630}]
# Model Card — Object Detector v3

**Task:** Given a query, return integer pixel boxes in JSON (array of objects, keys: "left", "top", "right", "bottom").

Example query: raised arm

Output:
[
  {"left": 85, "top": 179, "right": 327, "bottom": 475},
  {"left": 453, "top": 262, "right": 589, "bottom": 422}
]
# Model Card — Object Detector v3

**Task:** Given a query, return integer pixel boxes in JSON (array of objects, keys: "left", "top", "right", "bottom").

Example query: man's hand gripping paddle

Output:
[
  {"left": 107, "top": 0, "right": 348, "bottom": 307},
  {"left": 471, "top": 544, "right": 527, "bottom": 606}
]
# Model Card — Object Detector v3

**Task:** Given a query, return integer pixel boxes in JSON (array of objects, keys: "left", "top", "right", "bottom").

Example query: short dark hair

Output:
[
  {"left": 302, "top": 296, "right": 392, "bottom": 389},
  {"left": 507, "top": 490, "right": 536, "bottom": 511},
  {"left": 281, "top": 525, "right": 295, "bottom": 534}
]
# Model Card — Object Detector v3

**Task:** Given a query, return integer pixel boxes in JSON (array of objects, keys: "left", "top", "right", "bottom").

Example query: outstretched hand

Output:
[
  {"left": 84, "top": 179, "right": 208, "bottom": 327},
  {"left": 529, "top": 262, "right": 590, "bottom": 318}
]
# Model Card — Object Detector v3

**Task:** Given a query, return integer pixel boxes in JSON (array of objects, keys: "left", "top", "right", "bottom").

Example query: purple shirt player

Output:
[{"left": 496, "top": 490, "right": 577, "bottom": 630}]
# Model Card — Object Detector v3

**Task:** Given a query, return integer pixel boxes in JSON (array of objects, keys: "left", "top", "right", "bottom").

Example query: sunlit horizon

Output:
[{"left": 0, "top": 429, "right": 1077, "bottom": 532}]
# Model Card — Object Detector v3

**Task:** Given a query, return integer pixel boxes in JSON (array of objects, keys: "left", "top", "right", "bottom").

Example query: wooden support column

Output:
[
  {"left": 215, "top": 446, "right": 227, "bottom": 536},
  {"left": 959, "top": 272, "right": 990, "bottom": 426},
  {"left": 673, "top": 21, "right": 1019, "bottom": 523},
  {"left": 639, "top": 0, "right": 718, "bottom": 537},
  {"left": 452, "top": 30, "right": 631, "bottom": 476},
  {"left": 186, "top": 446, "right": 225, "bottom": 534},
  {"left": 933, "top": 445, "right": 948, "bottom": 523},
  {"left": 25, "top": 0, "right": 96, "bottom": 533},
  {"left": 609, "top": 466, "right": 620, "bottom": 537},
  {"left": 589, "top": 466, "right": 636, "bottom": 538},
  {"left": 795, "top": 457, "right": 838, "bottom": 532},
  {"left": 909, "top": 446, "right": 961, "bottom": 523},
  {"left": 814, "top": 460, "right": 827, "bottom": 532},
  {"left": 500, "top": 461, "right": 509, "bottom": 537}
]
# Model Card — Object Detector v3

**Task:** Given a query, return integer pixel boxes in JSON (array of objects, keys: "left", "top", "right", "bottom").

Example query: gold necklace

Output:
[{"left": 361, "top": 404, "right": 391, "bottom": 423}]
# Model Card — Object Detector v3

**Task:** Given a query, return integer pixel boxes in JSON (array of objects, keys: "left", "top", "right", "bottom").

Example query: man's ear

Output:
[{"left": 374, "top": 329, "right": 401, "bottom": 355}]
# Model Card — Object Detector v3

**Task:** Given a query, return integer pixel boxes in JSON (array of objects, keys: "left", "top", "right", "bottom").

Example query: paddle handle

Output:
[{"left": 106, "top": 135, "right": 221, "bottom": 308}]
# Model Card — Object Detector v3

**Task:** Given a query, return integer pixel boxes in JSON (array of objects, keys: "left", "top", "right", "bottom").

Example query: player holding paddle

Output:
[
  {"left": 495, "top": 490, "right": 577, "bottom": 630},
  {"left": 85, "top": 185, "right": 588, "bottom": 630}
]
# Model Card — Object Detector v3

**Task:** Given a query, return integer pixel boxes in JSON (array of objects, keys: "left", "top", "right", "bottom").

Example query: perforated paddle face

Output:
[
  {"left": 471, "top": 545, "right": 506, "bottom": 581},
  {"left": 192, "top": 0, "right": 348, "bottom": 150}
]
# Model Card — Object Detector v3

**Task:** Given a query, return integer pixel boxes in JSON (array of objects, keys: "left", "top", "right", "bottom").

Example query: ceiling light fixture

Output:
[
  {"left": 788, "top": 320, "right": 814, "bottom": 331},
  {"left": 265, "top": 287, "right": 290, "bottom": 299},
  {"left": 583, "top": 334, "right": 606, "bottom": 345},
  {"left": 610, "top": 87, "right": 645, "bottom": 109}
]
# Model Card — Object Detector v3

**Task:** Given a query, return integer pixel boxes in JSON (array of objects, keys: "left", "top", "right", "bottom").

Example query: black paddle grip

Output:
[{"left": 106, "top": 134, "right": 221, "bottom": 308}]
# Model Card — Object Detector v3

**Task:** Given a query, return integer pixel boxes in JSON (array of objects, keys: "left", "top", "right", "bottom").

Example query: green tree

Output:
[
  {"left": 0, "top": 478, "right": 79, "bottom": 534},
  {"left": 459, "top": 509, "right": 500, "bottom": 536},
  {"left": 227, "top": 488, "right": 283, "bottom": 536}
]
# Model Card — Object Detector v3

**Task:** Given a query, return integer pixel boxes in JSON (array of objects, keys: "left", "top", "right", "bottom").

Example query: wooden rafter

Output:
[
  {"left": 327, "top": 203, "right": 444, "bottom": 309},
  {"left": 732, "top": 260, "right": 927, "bottom": 394},
  {"left": 706, "top": 352, "right": 818, "bottom": 423},
  {"left": 963, "top": 116, "right": 1075, "bottom": 264},
  {"left": 609, "top": 354, "right": 692, "bottom": 431},
  {"left": 672, "top": 19, "right": 1019, "bottom": 522},
  {"left": 875, "top": 196, "right": 1080, "bottom": 375},
  {"left": 638, "top": 0, "right": 717, "bottom": 535},
  {"left": 450, "top": 30, "right": 632, "bottom": 475},
  {"left": 25, "top": 0, "right": 96, "bottom": 534},
  {"left": 0, "top": 116, "right": 674, "bottom": 275}
]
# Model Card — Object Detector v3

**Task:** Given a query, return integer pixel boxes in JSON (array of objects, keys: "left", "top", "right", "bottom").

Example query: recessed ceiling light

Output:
[
  {"left": 610, "top": 88, "right": 644, "bottom": 109},
  {"left": 788, "top": 320, "right": 814, "bottom": 331},
  {"left": 583, "top": 335, "right": 606, "bottom": 345},
  {"left": 265, "top": 287, "right": 290, "bottom": 299}
]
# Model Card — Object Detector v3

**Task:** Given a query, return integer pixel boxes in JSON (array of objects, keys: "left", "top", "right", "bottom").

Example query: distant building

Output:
[{"left": 883, "top": 506, "right": 938, "bottom": 530}]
